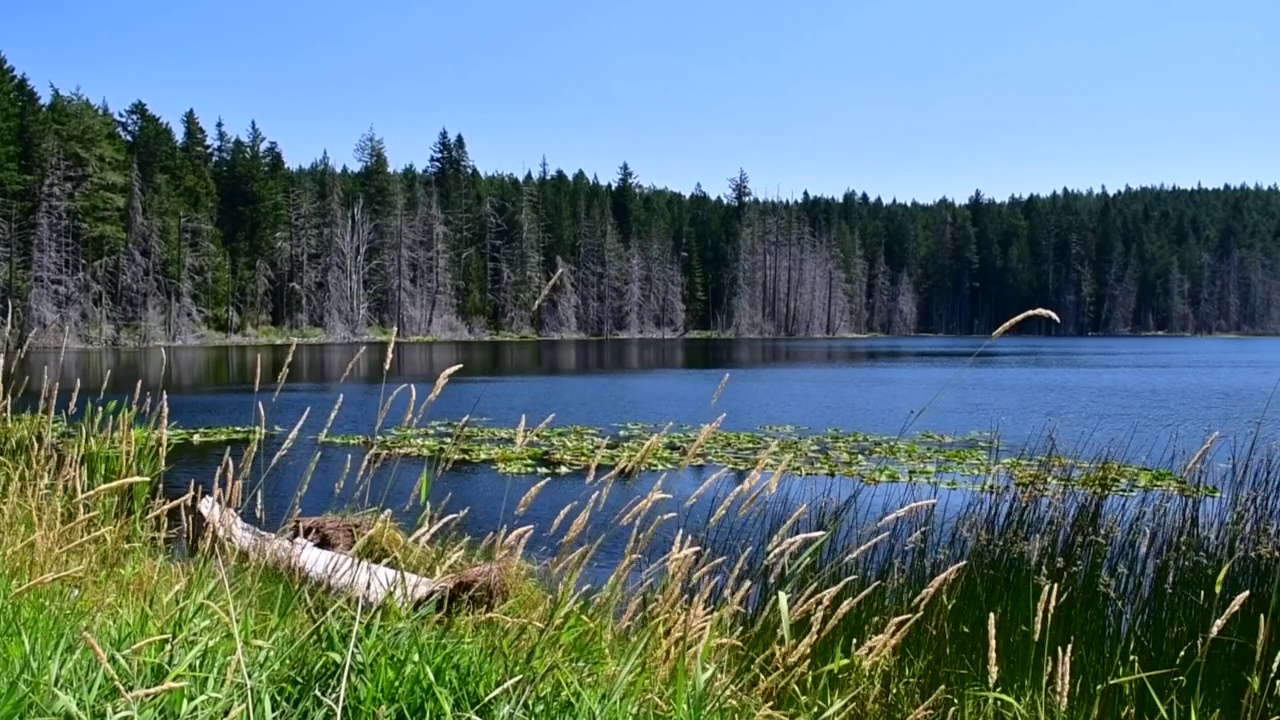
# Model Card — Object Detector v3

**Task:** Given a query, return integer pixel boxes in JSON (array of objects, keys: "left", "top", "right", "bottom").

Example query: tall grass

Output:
[{"left": 1, "top": 322, "right": 1279, "bottom": 718}]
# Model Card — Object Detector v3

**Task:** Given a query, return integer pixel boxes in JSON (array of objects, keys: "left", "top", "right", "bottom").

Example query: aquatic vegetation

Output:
[
  {"left": 0, "top": 320, "right": 1268, "bottom": 718},
  {"left": 154, "top": 424, "right": 275, "bottom": 445},
  {"left": 323, "top": 420, "right": 1212, "bottom": 495},
  {"left": 1, "top": 389, "right": 1275, "bottom": 718},
  {"left": 35, "top": 413, "right": 273, "bottom": 448}
]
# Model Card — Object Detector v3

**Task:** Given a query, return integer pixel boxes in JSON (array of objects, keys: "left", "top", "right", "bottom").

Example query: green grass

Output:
[{"left": 2, "top": 328, "right": 1280, "bottom": 718}]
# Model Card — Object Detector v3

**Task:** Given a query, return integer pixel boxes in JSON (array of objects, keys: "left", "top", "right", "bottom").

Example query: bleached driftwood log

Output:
[{"left": 197, "top": 496, "right": 449, "bottom": 608}]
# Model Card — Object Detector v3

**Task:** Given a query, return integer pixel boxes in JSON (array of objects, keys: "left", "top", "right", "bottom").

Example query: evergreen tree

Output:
[{"left": 3, "top": 53, "right": 1280, "bottom": 346}]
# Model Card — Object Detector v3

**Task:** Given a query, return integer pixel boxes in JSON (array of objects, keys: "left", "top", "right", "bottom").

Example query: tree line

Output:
[{"left": 3, "top": 52, "right": 1280, "bottom": 347}]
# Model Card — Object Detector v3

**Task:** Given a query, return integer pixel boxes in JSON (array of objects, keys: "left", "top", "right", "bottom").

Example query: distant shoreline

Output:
[{"left": 15, "top": 328, "right": 1277, "bottom": 352}]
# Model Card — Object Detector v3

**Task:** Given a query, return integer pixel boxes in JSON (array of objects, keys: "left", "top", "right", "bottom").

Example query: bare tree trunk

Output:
[
  {"left": 119, "top": 166, "right": 169, "bottom": 346},
  {"left": 731, "top": 205, "right": 765, "bottom": 336},
  {"left": 27, "top": 149, "right": 89, "bottom": 347},
  {"left": 197, "top": 497, "right": 450, "bottom": 607},
  {"left": 325, "top": 195, "right": 373, "bottom": 340},
  {"left": 539, "top": 256, "right": 581, "bottom": 337},
  {"left": 871, "top": 252, "right": 891, "bottom": 334},
  {"left": 575, "top": 203, "right": 603, "bottom": 336},
  {"left": 890, "top": 270, "right": 918, "bottom": 335}
]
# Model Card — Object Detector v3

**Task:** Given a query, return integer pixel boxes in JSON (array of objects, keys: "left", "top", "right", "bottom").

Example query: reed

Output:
[{"left": 1, "top": 339, "right": 1279, "bottom": 719}]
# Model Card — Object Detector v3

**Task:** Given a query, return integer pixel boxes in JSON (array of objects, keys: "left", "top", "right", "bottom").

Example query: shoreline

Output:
[{"left": 14, "top": 328, "right": 1275, "bottom": 352}]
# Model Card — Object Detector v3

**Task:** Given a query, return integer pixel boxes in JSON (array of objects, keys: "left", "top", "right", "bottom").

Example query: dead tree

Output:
[
  {"left": 890, "top": 269, "right": 919, "bottom": 335},
  {"left": 168, "top": 214, "right": 209, "bottom": 343},
  {"left": 575, "top": 203, "right": 605, "bottom": 336},
  {"left": 422, "top": 185, "right": 460, "bottom": 337},
  {"left": 118, "top": 164, "right": 169, "bottom": 345},
  {"left": 538, "top": 256, "right": 581, "bottom": 337},
  {"left": 27, "top": 150, "right": 86, "bottom": 346},
  {"left": 325, "top": 195, "right": 373, "bottom": 340},
  {"left": 731, "top": 205, "right": 765, "bottom": 336}
]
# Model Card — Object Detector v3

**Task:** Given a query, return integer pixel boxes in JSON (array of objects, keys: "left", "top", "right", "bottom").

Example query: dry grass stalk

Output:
[
  {"left": 681, "top": 414, "right": 725, "bottom": 466},
  {"left": 409, "top": 511, "right": 466, "bottom": 547},
  {"left": 604, "top": 552, "right": 644, "bottom": 593},
  {"left": 125, "top": 634, "right": 173, "bottom": 655},
  {"left": 987, "top": 612, "right": 999, "bottom": 688},
  {"left": 14, "top": 565, "right": 85, "bottom": 595},
  {"left": 424, "top": 364, "right": 464, "bottom": 409},
  {"left": 859, "top": 612, "right": 923, "bottom": 665},
  {"left": 1184, "top": 431, "right": 1220, "bottom": 477},
  {"left": 513, "top": 414, "right": 527, "bottom": 449},
  {"left": 1034, "top": 582, "right": 1054, "bottom": 642},
  {"left": 272, "top": 340, "right": 297, "bottom": 402},
  {"left": 684, "top": 467, "right": 728, "bottom": 509},
  {"left": 632, "top": 512, "right": 677, "bottom": 560},
  {"left": 711, "top": 372, "right": 730, "bottom": 406},
  {"left": 877, "top": 499, "right": 937, "bottom": 528},
  {"left": 724, "top": 547, "right": 754, "bottom": 594},
  {"left": 1258, "top": 614, "right": 1267, "bottom": 667},
  {"left": 551, "top": 544, "right": 590, "bottom": 577},
  {"left": 846, "top": 531, "right": 891, "bottom": 564},
  {"left": 822, "top": 581, "right": 882, "bottom": 638},
  {"left": 548, "top": 502, "right": 578, "bottom": 536},
  {"left": 706, "top": 481, "right": 747, "bottom": 527},
  {"left": 619, "top": 477, "right": 671, "bottom": 527},
  {"left": 792, "top": 576, "right": 855, "bottom": 623},
  {"left": 383, "top": 327, "right": 398, "bottom": 373},
  {"left": 1209, "top": 590, "right": 1250, "bottom": 641},
  {"left": 558, "top": 491, "right": 599, "bottom": 551},
  {"left": 264, "top": 407, "right": 310, "bottom": 478},
  {"left": 1055, "top": 642, "right": 1073, "bottom": 712},
  {"left": 75, "top": 476, "right": 151, "bottom": 504},
  {"left": 906, "top": 685, "right": 948, "bottom": 720},
  {"left": 499, "top": 524, "right": 535, "bottom": 561},
  {"left": 331, "top": 453, "right": 354, "bottom": 499},
  {"left": 55, "top": 511, "right": 101, "bottom": 538},
  {"left": 766, "top": 504, "right": 810, "bottom": 551},
  {"left": 67, "top": 377, "right": 80, "bottom": 416},
  {"left": 144, "top": 491, "right": 193, "bottom": 521},
  {"left": 991, "top": 308, "right": 1061, "bottom": 340},
  {"left": 739, "top": 455, "right": 790, "bottom": 518},
  {"left": 531, "top": 267, "right": 565, "bottom": 313},
  {"left": 97, "top": 367, "right": 111, "bottom": 403},
  {"left": 911, "top": 561, "right": 968, "bottom": 609},
  {"left": 620, "top": 426, "right": 673, "bottom": 475},
  {"left": 620, "top": 590, "right": 649, "bottom": 629},
  {"left": 400, "top": 384, "right": 418, "bottom": 428},
  {"left": 515, "top": 478, "right": 550, "bottom": 516},
  {"left": 375, "top": 383, "right": 409, "bottom": 431},
  {"left": 54, "top": 526, "right": 113, "bottom": 557},
  {"left": 339, "top": 346, "right": 367, "bottom": 383},
  {"left": 690, "top": 556, "right": 728, "bottom": 586},
  {"left": 1049, "top": 582, "right": 1060, "bottom": 627},
  {"left": 83, "top": 632, "right": 128, "bottom": 697},
  {"left": 527, "top": 414, "right": 556, "bottom": 446},
  {"left": 157, "top": 391, "right": 168, "bottom": 469},
  {"left": 318, "top": 393, "right": 345, "bottom": 442},
  {"left": 126, "top": 681, "right": 189, "bottom": 702},
  {"left": 765, "top": 530, "right": 826, "bottom": 567}
]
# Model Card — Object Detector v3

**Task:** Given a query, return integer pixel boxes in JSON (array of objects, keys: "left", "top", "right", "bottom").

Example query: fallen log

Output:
[{"left": 196, "top": 496, "right": 501, "bottom": 610}]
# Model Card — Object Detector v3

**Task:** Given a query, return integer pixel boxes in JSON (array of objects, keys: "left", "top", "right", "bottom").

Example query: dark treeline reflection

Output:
[{"left": 19, "top": 338, "right": 1004, "bottom": 394}]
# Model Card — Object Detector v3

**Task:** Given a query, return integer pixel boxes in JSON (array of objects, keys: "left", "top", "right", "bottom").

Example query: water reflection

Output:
[{"left": 24, "top": 337, "right": 1022, "bottom": 394}]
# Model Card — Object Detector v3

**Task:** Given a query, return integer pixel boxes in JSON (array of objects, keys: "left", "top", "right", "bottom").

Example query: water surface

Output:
[{"left": 22, "top": 336, "right": 1280, "bottom": 579}]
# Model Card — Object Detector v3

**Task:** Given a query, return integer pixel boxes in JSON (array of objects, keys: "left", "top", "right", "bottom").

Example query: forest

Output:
[{"left": 3, "top": 52, "right": 1280, "bottom": 347}]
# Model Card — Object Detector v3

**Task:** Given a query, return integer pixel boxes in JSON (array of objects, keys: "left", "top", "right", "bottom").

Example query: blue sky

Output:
[{"left": 2, "top": 0, "right": 1276, "bottom": 202}]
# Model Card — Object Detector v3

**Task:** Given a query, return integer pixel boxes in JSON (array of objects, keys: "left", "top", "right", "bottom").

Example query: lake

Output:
[{"left": 20, "top": 336, "right": 1280, "bottom": 581}]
